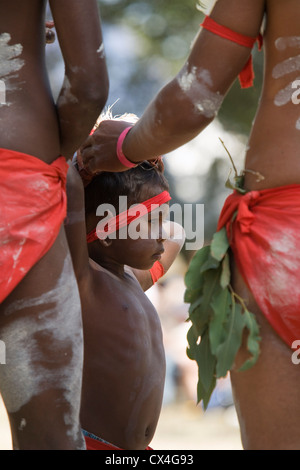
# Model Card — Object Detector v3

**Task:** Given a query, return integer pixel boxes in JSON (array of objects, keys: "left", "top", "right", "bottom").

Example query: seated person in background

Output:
[{"left": 65, "top": 117, "right": 185, "bottom": 450}]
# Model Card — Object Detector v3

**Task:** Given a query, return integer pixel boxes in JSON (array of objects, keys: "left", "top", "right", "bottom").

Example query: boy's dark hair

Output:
[{"left": 84, "top": 160, "right": 169, "bottom": 218}]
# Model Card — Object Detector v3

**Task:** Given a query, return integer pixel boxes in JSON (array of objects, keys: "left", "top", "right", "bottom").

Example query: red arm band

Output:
[
  {"left": 201, "top": 16, "right": 263, "bottom": 89},
  {"left": 149, "top": 261, "right": 165, "bottom": 284}
]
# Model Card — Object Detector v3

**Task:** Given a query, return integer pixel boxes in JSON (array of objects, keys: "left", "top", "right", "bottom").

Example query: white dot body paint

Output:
[
  {"left": 275, "top": 36, "right": 300, "bottom": 51},
  {"left": 296, "top": 118, "right": 300, "bottom": 130},
  {"left": 272, "top": 55, "right": 300, "bottom": 79},
  {"left": 18, "top": 418, "right": 26, "bottom": 431},
  {"left": 177, "top": 66, "right": 223, "bottom": 118},
  {"left": 274, "top": 80, "right": 300, "bottom": 106},
  {"left": 97, "top": 43, "right": 105, "bottom": 59},
  {"left": 0, "top": 254, "right": 84, "bottom": 443}
]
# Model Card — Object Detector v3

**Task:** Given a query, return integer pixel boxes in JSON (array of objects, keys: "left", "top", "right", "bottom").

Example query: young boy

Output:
[{"left": 65, "top": 138, "right": 185, "bottom": 450}]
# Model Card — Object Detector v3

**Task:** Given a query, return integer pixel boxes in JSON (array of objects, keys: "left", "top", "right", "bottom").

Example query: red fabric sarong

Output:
[
  {"left": 217, "top": 185, "right": 300, "bottom": 347},
  {"left": 0, "top": 149, "right": 68, "bottom": 303},
  {"left": 84, "top": 435, "right": 152, "bottom": 450},
  {"left": 84, "top": 435, "right": 121, "bottom": 450}
]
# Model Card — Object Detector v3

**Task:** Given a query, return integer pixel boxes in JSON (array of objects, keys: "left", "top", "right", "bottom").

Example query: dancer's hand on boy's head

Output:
[
  {"left": 80, "top": 119, "right": 137, "bottom": 173},
  {"left": 72, "top": 149, "right": 96, "bottom": 188}
]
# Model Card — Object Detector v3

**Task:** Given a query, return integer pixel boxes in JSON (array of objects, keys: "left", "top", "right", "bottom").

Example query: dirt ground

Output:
[{"left": 0, "top": 395, "right": 242, "bottom": 451}]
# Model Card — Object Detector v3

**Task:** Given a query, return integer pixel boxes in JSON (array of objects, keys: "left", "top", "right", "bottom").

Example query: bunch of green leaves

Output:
[{"left": 184, "top": 227, "right": 261, "bottom": 409}]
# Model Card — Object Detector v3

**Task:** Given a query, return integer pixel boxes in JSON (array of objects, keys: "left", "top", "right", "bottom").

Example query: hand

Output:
[
  {"left": 72, "top": 151, "right": 96, "bottom": 188},
  {"left": 80, "top": 119, "right": 135, "bottom": 174},
  {"left": 45, "top": 21, "right": 56, "bottom": 44}
]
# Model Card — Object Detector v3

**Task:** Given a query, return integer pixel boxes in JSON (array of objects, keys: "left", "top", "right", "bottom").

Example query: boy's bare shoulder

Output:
[{"left": 88, "top": 259, "right": 141, "bottom": 293}]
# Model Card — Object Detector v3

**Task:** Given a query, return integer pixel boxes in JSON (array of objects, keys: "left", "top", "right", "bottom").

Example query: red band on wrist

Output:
[{"left": 116, "top": 127, "right": 137, "bottom": 168}]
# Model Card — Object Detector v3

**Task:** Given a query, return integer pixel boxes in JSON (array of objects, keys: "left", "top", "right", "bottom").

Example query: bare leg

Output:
[
  {"left": 0, "top": 227, "right": 85, "bottom": 450},
  {"left": 230, "top": 259, "right": 300, "bottom": 450}
]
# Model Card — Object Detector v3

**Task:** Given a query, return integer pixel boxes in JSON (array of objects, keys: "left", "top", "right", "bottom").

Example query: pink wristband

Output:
[{"left": 116, "top": 127, "right": 137, "bottom": 168}]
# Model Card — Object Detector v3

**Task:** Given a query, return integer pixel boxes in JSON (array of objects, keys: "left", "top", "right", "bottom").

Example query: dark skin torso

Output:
[
  {"left": 0, "top": 0, "right": 61, "bottom": 162},
  {"left": 80, "top": 261, "right": 165, "bottom": 450}
]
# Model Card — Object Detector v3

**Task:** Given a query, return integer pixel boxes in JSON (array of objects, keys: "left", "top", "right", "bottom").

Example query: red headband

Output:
[{"left": 86, "top": 190, "right": 171, "bottom": 243}]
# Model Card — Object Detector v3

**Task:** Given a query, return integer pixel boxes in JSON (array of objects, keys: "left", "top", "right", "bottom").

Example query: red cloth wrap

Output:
[
  {"left": 0, "top": 149, "right": 68, "bottom": 303},
  {"left": 84, "top": 435, "right": 152, "bottom": 450},
  {"left": 217, "top": 185, "right": 300, "bottom": 347},
  {"left": 201, "top": 16, "right": 263, "bottom": 88},
  {"left": 149, "top": 260, "right": 165, "bottom": 284}
]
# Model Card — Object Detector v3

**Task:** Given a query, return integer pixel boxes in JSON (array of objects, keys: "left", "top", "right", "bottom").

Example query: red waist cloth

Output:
[
  {"left": 201, "top": 16, "right": 263, "bottom": 88},
  {"left": 84, "top": 435, "right": 152, "bottom": 450},
  {"left": 0, "top": 149, "right": 68, "bottom": 303},
  {"left": 217, "top": 185, "right": 300, "bottom": 347}
]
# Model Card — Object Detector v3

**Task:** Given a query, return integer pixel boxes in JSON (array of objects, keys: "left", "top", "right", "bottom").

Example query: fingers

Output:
[
  {"left": 45, "top": 21, "right": 56, "bottom": 44},
  {"left": 79, "top": 146, "right": 97, "bottom": 172}
]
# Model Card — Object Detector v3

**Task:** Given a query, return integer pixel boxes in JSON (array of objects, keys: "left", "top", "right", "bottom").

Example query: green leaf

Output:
[
  {"left": 184, "top": 287, "right": 202, "bottom": 305},
  {"left": 215, "top": 302, "right": 246, "bottom": 378},
  {"left": 197, "top": 371, "right": 216, "bottom": 410},
  {"left": 199, "top": 254, "right": 221, "bottom": 273},
  {"left": 188, "top": 295, "right": 203, "bottom": 316},
  {"left": 189, "top": 303, "right": 210, "bottom": 337},
  {"left": 188, "top": 268, "right": 222, "bottom": 335},
  {"left": 186, "top": 324, "right": 200, "bottom": 361},
  {"left": 184, "top": 245, "right": 210, "bottom": 290},
  {"left": 220, "top": 253, "right": 231, "bottom": 289},
  {"left": 196, "top": 331, "right": 216, "bottom": 392},
  {"left": 210, "top": 227, "right": 230, "bottom": 261},
  {"left": 209, "top": 288, "right": 232, "bottom": 355},
  {"left": 238, "top": 310, "right": 261, "bottom": 371}
]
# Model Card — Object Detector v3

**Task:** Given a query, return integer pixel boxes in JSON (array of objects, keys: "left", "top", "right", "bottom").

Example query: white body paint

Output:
[
  {"left": 177, "top": 66, "right": 223, "bottom": 118},
  {"left": 0, "top": 255, "right": 84, "bottom": 442},
  {"left": 97, "top": 43, "right": 105, "bottom": 59},
  {"left": 274, "top": 80, "right": 298, "bottom": 106},
  {"left": 272, "top": 55, "right": 300, "bottom": 79},
  {"left": 0, "top": 33, "right": 24, "bottom": 79},
  {"left": 273, "top": 37, "right": 300, "bottom": 130},
  {"left": 0, "top": 33, "right": 24, "bottom": 104},
  {"left": 57, "top": 76, "right": 78, "bottom": 107},
  {"left": 275, "top": 36, "right": 300, "bottom": 51}
]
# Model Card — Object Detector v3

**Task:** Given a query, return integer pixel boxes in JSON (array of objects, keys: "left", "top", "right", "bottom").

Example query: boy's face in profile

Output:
[{"left": 107, "top": 199, "right": 170, "bottom": 271}]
